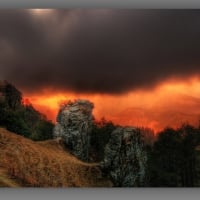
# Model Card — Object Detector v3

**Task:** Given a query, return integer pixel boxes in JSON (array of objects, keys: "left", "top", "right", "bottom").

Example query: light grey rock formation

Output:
[
  {"left": 100, "top": 126, "right": 147, "bottom": 187},
  {"left": 53, "top": 99, "right": 94, "bottom": 161},
  {"left": 54, "top": 99, "right": 147, "bottom": 186}
]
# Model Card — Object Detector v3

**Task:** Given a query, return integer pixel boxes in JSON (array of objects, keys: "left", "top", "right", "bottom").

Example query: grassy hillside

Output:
[
  {"left": 0, "top": 167, "right": 20, "bottom": 187},
  {"left": 0, "top": 128, "right": 112, "bottom": 187}
]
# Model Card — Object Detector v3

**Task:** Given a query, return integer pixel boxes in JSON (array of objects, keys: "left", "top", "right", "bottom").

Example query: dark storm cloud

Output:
[{"left": 1, "top": 9, "right": 200, "bottom": 94}]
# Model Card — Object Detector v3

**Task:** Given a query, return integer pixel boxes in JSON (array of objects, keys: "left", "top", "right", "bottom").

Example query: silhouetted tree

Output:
[
  {"left": 178, "top": 124, "right": 200, "bottom": 186},
  {"left": 4, "top": 82, "right": 22, "bottom": 110},
  {"left": 90, "top": 118, "right": 116, "bottom": 161},
  {"left": 148, "top": 128, "right": 182, "bottom": 186},
  {"left": 0, "top": 81, "right": 54, "bottom": 141},
  {"left": 148, "top": 124, "right": 200, "bottom": 187}
]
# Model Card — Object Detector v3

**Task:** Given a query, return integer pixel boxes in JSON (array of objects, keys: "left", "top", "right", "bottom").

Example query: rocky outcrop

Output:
[
  {"left": 53, "top": 99, "right": 94, "bottom": 161},
  {"left": 54, "top": 99, "right": 147, "bottom": 186},
  {"left": 100, "top": 126, "right": 147, "bottom": 187}
]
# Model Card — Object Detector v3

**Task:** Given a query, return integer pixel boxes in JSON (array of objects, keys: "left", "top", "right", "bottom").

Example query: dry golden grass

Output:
[
  {"left": 0, "top": 128, "right": 112, "bottom": 187},
  {"left": 0, "top": 167, "right": 20, "bottom": 187}
]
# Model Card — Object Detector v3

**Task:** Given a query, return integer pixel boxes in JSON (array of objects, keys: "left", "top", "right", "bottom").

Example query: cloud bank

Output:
[{"left": 0, "top": 9, "right": 200, "bottom": 94}]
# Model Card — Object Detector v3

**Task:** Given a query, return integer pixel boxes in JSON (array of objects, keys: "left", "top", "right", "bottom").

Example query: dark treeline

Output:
[
  {"left": 145, "top": 125, "right": 200, "bottom": 187},
  {"left": 0, "top": 81, "right": 54, "bottom": 140},
  {"left": 90, "top": 118, "right": 116, "bottom": 162},
  {"left": 91, "top": 119, "right": 200, "bottom": 187}
]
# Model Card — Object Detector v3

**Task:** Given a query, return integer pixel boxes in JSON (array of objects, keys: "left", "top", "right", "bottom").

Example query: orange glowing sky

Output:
[{"left": 23, "top": 76, "right": 200, "bottom": 133}]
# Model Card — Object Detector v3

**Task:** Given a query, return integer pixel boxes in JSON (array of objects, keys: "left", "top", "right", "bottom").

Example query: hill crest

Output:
[{"left": 0, "top": 128, "right": 111, "bottom": 187}]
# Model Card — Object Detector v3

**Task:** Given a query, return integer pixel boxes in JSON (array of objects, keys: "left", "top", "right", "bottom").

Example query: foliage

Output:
[
  {"left": 0, "top": 82, "right": 54, "bottom": 141},
  {"left": 90, "top": 118, "right": 116, "bottom": 161},
  {"left": 4, "top": 82, "right": 22, "bottom": 110},
  {"left": 148, "top": 125, "right": 200, "bottom": 187}
]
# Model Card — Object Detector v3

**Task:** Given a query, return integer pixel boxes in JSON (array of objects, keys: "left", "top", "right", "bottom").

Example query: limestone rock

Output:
[
  {"left": 53, "top": 99, "right": 94, "bottom": 161},
  {"left": 100, "top": 126, "right": 147, "bottom": 187}
]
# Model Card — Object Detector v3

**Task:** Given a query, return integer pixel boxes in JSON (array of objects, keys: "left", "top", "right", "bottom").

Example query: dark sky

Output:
[{"left": 0, "top": 9, "right": 200, "bottom": 94}]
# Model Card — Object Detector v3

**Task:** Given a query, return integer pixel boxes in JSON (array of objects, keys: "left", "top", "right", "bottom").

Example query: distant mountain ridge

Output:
[{"left": 113, "top": 94, "right": 200, "bottom": 132}]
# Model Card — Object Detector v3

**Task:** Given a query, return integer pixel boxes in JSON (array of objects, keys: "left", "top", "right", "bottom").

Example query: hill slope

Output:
[
  {"left": 0, "top": 128, "right": 111, "bottom": 187},
  {"left": 0, "top": 167, "right": 20, "bottom": 187}
]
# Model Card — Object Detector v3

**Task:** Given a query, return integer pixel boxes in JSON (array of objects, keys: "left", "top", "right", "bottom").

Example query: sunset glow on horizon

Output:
[
  {"left": 1, "top": 10, "right": 200, "bottom": 134},
  {"left": 23, "top": 76, "right": 200, "bottom": 133}
]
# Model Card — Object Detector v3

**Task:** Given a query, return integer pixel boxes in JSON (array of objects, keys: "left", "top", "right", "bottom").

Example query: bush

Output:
[
  {"left": 0, "top": 81, "right": 54, "bottom": 140},
  {"left": 90, "top": 118, "right": 116, "bottom": 161}
]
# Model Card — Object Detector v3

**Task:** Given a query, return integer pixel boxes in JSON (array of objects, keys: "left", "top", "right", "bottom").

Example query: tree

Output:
[
  {"left": 90, "top": 118, "right": 116, "bottom": 161},
  {"left": 178, "top": 124, "right": 200, "bottom": 186},
  {"left": 148, "top": 128, "right": 182, "bottom": 186},
  {"left": 0, "top": 81, "right": 54, "bottom": 141},
  {"left": 4, "top": 82, "right": 22, "bottom": 110},
  {"left": 148, "top": 124, "right": 200, "bottom": 187},
  {"left": 31, "top": 120, "right": 54, "bottom": 141}
]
